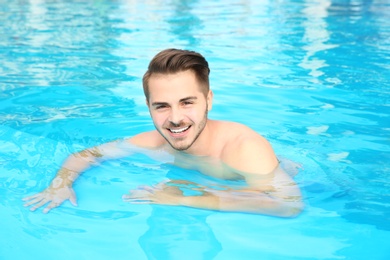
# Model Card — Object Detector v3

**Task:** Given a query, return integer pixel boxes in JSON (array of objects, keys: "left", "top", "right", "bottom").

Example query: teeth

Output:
[{"left": 169, "top": 126, "right": 190, "bottom": 133}]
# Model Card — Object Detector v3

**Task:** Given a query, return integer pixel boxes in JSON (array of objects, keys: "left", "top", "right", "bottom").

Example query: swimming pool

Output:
[{"left": 1, "top": 0, "right": 389, "bottom": 258}]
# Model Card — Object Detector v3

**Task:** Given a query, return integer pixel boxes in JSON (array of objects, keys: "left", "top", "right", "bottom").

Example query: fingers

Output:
[
  {"left": 22, "top": 193, "right": 42, "bottom": 202},
  {"left": 122, "top": 188, "right": 154, "bottom": 204},
  {"left": 23, "top": 196, "right": 44, "bottom": 207},
  {"left": 69, "top": 189, "right": 78, "bottom": 207},
  {"left": 29, "top": 198, "right": 49, "bottom": 212},
  {"left": 138, "top": 185, "right": 155, "bottom": 192},
  {"left": 123, "top": 198, "right": 154, "bottom": 204},
  {"left": 42, "top": 201, "right": 61, "bottom": 214},
  {"left": 22, "top": 190, "right": 78, "bottom": 213},
  {"left": 69, "top": 195, "right": 78, "bottom": 207},
  {"left": 124, "top": 190, "right": 150, "bottom": 199},
  {"left": 122, "top": 196, "right": 153, "bottom": 204}
]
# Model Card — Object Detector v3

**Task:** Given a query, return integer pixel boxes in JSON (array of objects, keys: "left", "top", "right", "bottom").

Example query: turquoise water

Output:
[{"left": 1, "top": 0, "right": 389, "bottom": 259}]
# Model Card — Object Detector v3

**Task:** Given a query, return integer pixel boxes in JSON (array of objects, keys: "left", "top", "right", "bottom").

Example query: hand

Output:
[
  {"left": 23, "top": 179, "right": 77, "bottom": 213},
  {"left": 122, "top": 182, "right": 183, "bottom": 206}
]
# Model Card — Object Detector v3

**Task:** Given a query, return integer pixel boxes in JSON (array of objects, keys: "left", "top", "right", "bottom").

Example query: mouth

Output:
[{"left": 168, "top": 125, "right": 191, "bottom": 134}]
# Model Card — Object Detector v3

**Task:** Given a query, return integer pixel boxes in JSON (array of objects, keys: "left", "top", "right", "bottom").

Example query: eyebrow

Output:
[
  {"left": 151, "top": 96, "right": 198, "bottom": 107},
  {"left": 180, "top": 96, "right": 197, "bottom": 102}
]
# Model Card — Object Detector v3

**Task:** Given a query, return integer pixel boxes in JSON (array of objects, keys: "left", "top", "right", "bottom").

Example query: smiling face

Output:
[{"left": 147, "top": 70, "right": 213, "bottom": 152}]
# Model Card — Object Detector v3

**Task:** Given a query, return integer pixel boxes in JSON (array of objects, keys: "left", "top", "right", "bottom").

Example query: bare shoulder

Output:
[
  {"left": 216, "top": 120, "right": 255, "bottom": 133},
  {"left": 219, "top": 121, "right": 278, "bottom": 175},
  {"left": 126, "top": 130, "right": 166, "bottom": 148}
]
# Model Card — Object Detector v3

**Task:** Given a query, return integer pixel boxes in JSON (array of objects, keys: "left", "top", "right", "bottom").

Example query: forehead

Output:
[{"left": 148, "top": 70, "right": 204, "bottom": 101}]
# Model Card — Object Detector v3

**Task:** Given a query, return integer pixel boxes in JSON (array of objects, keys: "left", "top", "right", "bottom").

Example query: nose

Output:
[{"left": 168, "top": 107, "right": 184, "bottom": 125}]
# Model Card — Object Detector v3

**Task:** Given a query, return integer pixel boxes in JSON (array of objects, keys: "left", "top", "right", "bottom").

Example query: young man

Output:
[{"left": 23, "top": 49, "right": 303, "bottom": 217}]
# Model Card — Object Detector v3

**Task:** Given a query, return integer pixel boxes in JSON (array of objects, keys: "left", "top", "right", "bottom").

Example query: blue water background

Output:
[{"left": 1, "top": 0, "right": 389, "bottom": 259}]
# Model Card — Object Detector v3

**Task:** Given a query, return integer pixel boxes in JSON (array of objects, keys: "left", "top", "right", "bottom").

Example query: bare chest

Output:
[{"left": 172, "top": 153, "right": 242, "bottom": 180}]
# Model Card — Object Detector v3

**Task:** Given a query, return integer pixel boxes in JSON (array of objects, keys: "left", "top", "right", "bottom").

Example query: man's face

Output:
[{"left": 147, "top": 70, "right": 212, "bottom": 151}]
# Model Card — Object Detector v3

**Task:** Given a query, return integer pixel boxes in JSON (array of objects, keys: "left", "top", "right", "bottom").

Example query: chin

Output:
[
  {"left": 168, "top": 140, "right": 193, "bottom": 151},
  {"left": 171, "top": 143, "right": 191, "bottom": 151}
]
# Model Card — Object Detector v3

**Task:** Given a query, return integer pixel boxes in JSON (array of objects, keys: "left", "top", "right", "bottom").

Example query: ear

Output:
[{"left": 206, "top": 90, "right": 213, "bottom": 111}]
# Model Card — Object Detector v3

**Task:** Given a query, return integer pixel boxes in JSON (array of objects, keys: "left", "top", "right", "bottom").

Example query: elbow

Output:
[
  {"left": 276, "top": 201, "right": 305, "bottom": 218},
  {"left": 245, "top": 199, "right": 304, "bottom": 217},
  {"left": 282, "top": 207, "right": 304, "bottom": 218}
]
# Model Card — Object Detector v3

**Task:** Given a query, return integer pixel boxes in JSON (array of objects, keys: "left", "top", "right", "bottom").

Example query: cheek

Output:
[
  {"left": 150, "top": 112, "right": 166, "bottom": 126},
  {"left": 183, "top": 109, "right": 198, "bottom": 120},
  {"left": 192, "top": 105, "right": 207, "bottom": 117}
]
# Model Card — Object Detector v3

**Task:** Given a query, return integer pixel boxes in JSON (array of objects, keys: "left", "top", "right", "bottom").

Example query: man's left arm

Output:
[
  {"left": 180, "top": 167, "right": 303, "bottom": 217},
  {"left": 124, "top": 136, "right": 304, "bottom": 217}
]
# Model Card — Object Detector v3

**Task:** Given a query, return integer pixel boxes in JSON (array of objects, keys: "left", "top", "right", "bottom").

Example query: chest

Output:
[{"left": 172, "top": 154, "right": 243, "bottom": 180}]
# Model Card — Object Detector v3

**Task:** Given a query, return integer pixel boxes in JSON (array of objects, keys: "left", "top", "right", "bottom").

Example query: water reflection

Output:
[
  {"left": 165, "top": 0, "right": 203, "bottom": 47},
  {"left": 139, "top": 206, "right": 222, "bottom": 259},
  {"left": 0, "top": 0, "right": 138, "bottom": 145},
  {"left": 299, "top": 0, "right": 336, "bottom": 83}
]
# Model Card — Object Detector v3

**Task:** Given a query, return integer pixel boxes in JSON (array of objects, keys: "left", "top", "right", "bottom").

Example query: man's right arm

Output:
[
  {"left": 22, "top": 139, "right": 135, "bottom": 213},
  {"left": 23, "top": 130, "right": 166, "bottom": 213}
]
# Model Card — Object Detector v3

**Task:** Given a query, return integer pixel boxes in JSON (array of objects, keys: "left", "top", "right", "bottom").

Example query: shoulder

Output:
[
  {"left": 213, "top": 120, "right": 261, "bottom": 140},
  {"left": 126, "top": 130, "right": 166, "bottom": 148},
  {"left": 214, "top": 120, "right": 257, "bottom": 134},
  {"left": 219, "top": 121, "right": 278, "bottom": 175}
]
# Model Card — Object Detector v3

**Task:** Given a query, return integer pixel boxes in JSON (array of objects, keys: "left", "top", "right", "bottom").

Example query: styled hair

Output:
[{"left": 142, "top": 48, "right": 210, "bottom": 100}]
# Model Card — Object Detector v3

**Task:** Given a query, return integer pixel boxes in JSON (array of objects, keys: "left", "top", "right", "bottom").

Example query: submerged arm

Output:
[
  {"left": 23, "top": 140, "right": 134, "bottom": 213},
  {"left": 182, "top": 167, "right": 302, "bottom": 217},
  {"left": 124, "top": 134, "right": 304, "bottom": 217},
  {"left": 23, "top": 130, "right": 167, "bottom": 213},
  {"left": 124, "top": 165, "right": 303, "bottom": 217}
]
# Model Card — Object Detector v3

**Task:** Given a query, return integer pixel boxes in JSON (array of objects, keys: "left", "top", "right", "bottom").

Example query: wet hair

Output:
[{"left": 142, "top": 48, "right": 210, "bottom": 100}]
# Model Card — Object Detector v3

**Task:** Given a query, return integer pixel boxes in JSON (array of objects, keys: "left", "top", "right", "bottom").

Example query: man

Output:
[{"left": 23, "top": 49, "right": 303, "bottom": 217}]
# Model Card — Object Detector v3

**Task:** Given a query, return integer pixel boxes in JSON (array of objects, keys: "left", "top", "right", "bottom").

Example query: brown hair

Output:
[{"left": 142, "top": 48, "right": 210, "bottom": 100}]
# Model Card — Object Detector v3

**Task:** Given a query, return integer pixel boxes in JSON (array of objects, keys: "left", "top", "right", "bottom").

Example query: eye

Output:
[
  {"left": 155, "top": 105, "right": 168, "bottom": 110},
  {"left": 182, "top": 101, "right": 193, "bottom": 106}
]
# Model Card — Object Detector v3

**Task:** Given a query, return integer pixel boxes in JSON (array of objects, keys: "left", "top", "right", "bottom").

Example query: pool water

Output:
[{"left": 1, "top": 0, "right": 389, "bottom": 259}]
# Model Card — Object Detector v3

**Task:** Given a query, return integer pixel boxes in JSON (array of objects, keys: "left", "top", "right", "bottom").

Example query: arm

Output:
[
  {"left": 214, "top": 135, "right": 303, "bottom": 217},
  {"left": 182, "top": 166, "right": 303, "bottom": 217},
  {"left": 23, "top": 139, "right": 134, "bottom": 213},
  {"left": 124, "top": 135, "right": 304, "bottom": 217},
  {"left": 123, "top": 165, "right": 303, "bottom": 217},
  {"left": 23, "top": 130, "right": 166, "bottom": 213}
]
